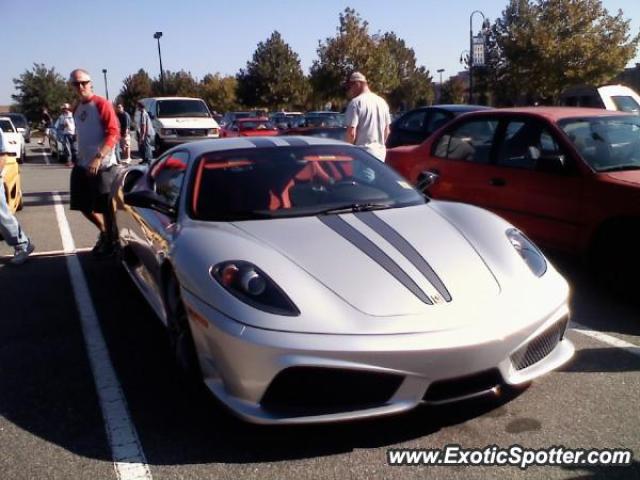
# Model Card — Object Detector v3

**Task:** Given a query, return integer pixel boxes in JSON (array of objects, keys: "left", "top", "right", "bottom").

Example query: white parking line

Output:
[
  {"left": 52, "top": 191, "right": 152, "bottom": 480},
  {"left": 570, "top": 322, "right": 640, "bottom": 358}
]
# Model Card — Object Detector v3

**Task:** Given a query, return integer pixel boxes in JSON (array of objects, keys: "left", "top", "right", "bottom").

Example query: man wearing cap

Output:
[
  {"left": 0, "top": 129, "right": 34, "bottom": 265},
  {"left": 344, "top": 71, "right": 391, "bottom": 162},
  {"left": 69, "top": 68, "right": 120, "bottom": 257},
  {"left": 55, "top": 103, "right": 77, "bottom": 166}
]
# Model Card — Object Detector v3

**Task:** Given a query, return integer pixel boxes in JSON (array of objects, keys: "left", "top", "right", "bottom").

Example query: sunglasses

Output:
[{"left": 71, "top": 80, "right": 91, "bottom": 87}]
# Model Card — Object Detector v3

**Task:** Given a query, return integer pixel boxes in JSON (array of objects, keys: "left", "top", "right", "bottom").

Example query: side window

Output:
[
  {"left": 497, "top": 120, "right": 565, "bottom": 170},
  {"left": 424, "top": 111, "right": 451, "bottom": 134},
  {"left": 433, "top": 118, "right": 498, "bottom": 163},
  {"left": 150, "top": 151, "right": 189, "bottom": 207},
  {"left": 397, "top": 110, "right": 428, "bottom": 133}
]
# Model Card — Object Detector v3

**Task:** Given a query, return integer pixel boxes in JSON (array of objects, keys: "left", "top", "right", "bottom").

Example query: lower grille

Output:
[
  {"left": 423, "top": 368, "right": 503, "bottom": 403},
  {"left": 177, "top": 128, "right": 208, "bottom": 137},
  {"left": 510, "top": 317, "right": 569, "bottom": 371},
  {"left": 260, "top": 367, "right": 403, "bottom": 416}
]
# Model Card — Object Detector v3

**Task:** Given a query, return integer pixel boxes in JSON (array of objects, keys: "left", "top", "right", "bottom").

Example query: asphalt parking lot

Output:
[{"left": 1, "top": 142, "right": 639, "bottom": 480}]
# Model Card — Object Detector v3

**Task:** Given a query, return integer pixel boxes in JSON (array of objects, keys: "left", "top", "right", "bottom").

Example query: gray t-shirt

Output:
[{"left": 345, "top": 91, "right": 391, "bottom": 161}]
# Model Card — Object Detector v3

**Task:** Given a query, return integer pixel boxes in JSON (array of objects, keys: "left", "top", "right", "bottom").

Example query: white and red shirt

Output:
[{"left": 73, "top": 95, "right": 120, "bottom": 168}]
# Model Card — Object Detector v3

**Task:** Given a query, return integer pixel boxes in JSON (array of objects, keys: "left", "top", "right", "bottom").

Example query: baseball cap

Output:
[
  {"left": 0, "top": 129, "right": 14, "bottom": 155},
  {"left": 348, "top": 71, "right": 367, "bottom": 83}
]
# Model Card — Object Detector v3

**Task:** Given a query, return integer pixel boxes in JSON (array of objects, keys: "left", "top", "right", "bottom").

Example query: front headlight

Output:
[
  {"left": 207, "top": 128, "right": 219, "bottom": 136},
  {"left": 160, "top": 128, "right": 177, "bottom": 136},
  {"left": 506, "top": 229, "right": 547, "bottom": 277},
  {"left": 210, "top": 261, "right": 300, "bottom": 316}
]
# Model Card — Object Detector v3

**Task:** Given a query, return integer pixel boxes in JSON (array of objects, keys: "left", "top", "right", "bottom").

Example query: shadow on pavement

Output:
[
  {"left": 20, "top": 191, "right": 70, "bottom": 208},
  {"left": 559, "top": 347, "right": 639, "bottom": 373}
]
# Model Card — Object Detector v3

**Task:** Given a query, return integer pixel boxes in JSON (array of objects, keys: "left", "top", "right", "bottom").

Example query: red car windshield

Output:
[
  {"left": 190, "top": 145, "right": 425, "bottom": 221},
  {"left": 560, "top": 115, "right": 640, "bottom": 172},
  {"left": 239, "top": 120, "right": 276, "bottom": 131}
]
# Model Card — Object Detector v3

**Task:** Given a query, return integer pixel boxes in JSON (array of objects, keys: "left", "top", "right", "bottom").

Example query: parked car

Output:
[
  {"left": 137, "top": 97, "right": 220, "bottom": 156},
  {"left": 559, "top": 84, "right": 640, "bottom": 114},
  {"left": 2, "top": 113, "right": 31, "bottom": 143},
  {"left": 219, "top": 111, "right": 256, "bottom": 127},
  {"left": 0, "top": 117, "right": 25, "bottom": 164},
  {"left": 110, "top": 136, "right": 573, "bottom": 424},
  {"left": 220, "top": 118, "right": 279, "bottom": 137},
  {"left": 386, "top": 107, "right": 640, "bottom": 292},
  {"left": 2, "top": 149, "right": 23, "bottom": 213},
  {"left": 387, "top": 105, "right": 493, "bottom": 148}
]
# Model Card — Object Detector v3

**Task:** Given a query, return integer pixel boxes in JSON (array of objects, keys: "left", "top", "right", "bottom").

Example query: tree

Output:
[
  {"left": 236, "top": 31, "right": 308, "bottom": 109},
  {"left": 487, "top": 0, "right": 640, "bottom": 104},
  {"left": 200, "top": 73, "right": 239, "bottom": 113},
  {"left": 153, "top": 70, "right": 200, "bottom": 97},
  {"left": 440, "top": 78, "right": 467, "bottom": 104},
  {"left": 11, "top": 64, "right": 75, "bottom": 122},
  {"left": 117, "top": 69, "right": 153, "bottom": 113}
]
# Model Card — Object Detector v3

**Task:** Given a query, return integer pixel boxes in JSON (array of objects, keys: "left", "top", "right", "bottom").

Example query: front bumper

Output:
[{"left": 182, "top": 289, "right": 573, "bottom": 424}]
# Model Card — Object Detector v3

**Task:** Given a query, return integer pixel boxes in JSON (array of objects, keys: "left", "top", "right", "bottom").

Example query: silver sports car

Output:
[{"left": 111, "top": 136, "right": 574, "bottom": 424}]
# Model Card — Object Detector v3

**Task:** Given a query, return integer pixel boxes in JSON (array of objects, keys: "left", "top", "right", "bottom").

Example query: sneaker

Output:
[
  {"left": 92, "top": 233, "right": 114, "bottom": 258},
  {"left": 10, "top": 242, "right": 35, "bottom": 265}
]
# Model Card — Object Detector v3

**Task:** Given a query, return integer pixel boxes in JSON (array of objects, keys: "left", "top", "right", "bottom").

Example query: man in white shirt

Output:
[
  {"left": 344, "top": 72, "right": 391, "bottom": 162},
  {"left": 55, "top": 103, "right": 76, "bottom": 165}
]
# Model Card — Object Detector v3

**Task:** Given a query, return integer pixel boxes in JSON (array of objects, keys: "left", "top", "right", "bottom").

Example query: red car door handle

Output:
[{"left": 490, "top": 177, "right": 506, "bottom": 186}]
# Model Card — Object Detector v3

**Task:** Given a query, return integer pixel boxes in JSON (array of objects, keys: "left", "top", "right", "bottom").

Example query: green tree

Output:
[
  {"left": 487, "top": 0, "right": 640, "bottom": 104},
  {"left": 236, "top": 31, "right": 308, "bottom": 109},
  {"left": 310, "top": 8, "right": 398, "bottom": 107},
  {"left": 440, "top": 78, "right": 467, "bottom": 104},
  {"left": 200, "top": 73, "right": 239, "bottom": 112},
  {"left": 153, "top": 70, "right": 200, "bottom": 97},
  {"left": 11, "top": 63, "right": 75, "bottom": 123},
  {"left": 116, "top": 69, "right": 153, "bottom": 113}
]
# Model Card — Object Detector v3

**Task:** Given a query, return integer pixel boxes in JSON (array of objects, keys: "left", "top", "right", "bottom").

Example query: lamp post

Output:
[
  {"left": 153, "top": 31, "right": 165, "bottom": 94},
  {"left": 102, "top": 69, "right": 109, "bottom": 100},
  {"left": 469, "top": 10, "right": 486, "bottom": 104},
  {"left": 437, "top": 69, "right": 445, "bottom": 102}
]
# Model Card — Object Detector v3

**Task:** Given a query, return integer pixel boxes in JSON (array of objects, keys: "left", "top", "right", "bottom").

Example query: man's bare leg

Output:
[{"left": 82, "top": 211, "right": 105, "bottom": 233}]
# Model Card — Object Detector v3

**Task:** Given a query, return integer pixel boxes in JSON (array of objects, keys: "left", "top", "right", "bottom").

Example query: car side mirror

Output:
[
  {"left": 416, "top": 170, "right": 439, "bottom": 192},
  {"left": 124, "top": 190, "right": 175, "bottom": 217},
  {"left": 536, "top": 154, "right": 567, "bottom": 174}
]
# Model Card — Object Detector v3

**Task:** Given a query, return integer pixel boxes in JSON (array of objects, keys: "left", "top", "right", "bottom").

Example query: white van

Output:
[
  {"left": 138, "top": 97, "right": 220, "bottom": 154},
  {"left": 559, "top": 84, "right": 640, "bottom": 114}
]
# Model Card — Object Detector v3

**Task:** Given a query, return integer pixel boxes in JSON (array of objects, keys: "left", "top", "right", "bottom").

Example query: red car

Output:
[
  {"left": 220, "top": 118, "right": 279, "bottom": 137},
  {"left": 386, "top": 107, "right": 640, "bottom": 288}
]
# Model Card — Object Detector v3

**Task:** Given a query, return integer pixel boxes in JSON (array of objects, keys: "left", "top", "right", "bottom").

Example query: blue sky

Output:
[{"left": 2, "top": 0, "right": 639, "bottom": 105}]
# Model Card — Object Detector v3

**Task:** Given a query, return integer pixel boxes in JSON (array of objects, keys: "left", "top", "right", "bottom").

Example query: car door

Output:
[
  {"left": 126, "top": 151, "right": 189, "bottom": 307},
  {"left": 491, "top": 118, "right": 584, "bottom": 250}
]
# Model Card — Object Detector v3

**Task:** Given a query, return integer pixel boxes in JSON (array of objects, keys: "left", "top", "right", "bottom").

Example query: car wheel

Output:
[{"left": 164, "top": 274, "right": 202, "bottom": 380}]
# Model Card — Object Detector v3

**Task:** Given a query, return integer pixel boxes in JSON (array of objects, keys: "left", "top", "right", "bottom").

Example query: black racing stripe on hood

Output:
[
  {"left": 280, "top": 137, "right": 308, "bottom": 146},
  {"left": 318, "top": 215, "right": 433, "bottom": 305},
  {"left": 246, "top": 138, "right": 278, "bottom": 148},
  {"left": 356, "top": 211, "right": 452, "bottom": 302}
]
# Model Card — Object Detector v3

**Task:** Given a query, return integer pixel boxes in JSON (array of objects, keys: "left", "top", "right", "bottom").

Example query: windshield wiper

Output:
[
  {"left": 598, "top": 164, "right": 640, "bottom": 172},
  {"left": 317, "top": 202, "right": 392, "bottom": 215}
]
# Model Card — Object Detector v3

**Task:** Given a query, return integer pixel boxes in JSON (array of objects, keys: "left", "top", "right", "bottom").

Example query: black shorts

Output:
[{"left": 70, "top": 165, "right": 118, "bottom": 214}]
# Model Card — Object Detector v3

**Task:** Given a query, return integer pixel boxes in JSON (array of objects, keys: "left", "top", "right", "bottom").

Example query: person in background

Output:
[
  {"left": 136, "top": 101, "right": 154, "bottom": 164},
  {"left": 0, "top": 129, "right": 34, "bottom": 265},
  {"left": 69, "top": 68, "right": 120, "bottom": 257},
  {"left": 344, "top": 71, "right": 391, "bottom": 162},
  {"left": 38, "top": 107, "right": 53, "bottom": 147},
  {"left": 54, "top": 103, "right": 77, "bottom": 166},
  {"left": 115, "top": 103, "right": 132, "bottom": 164}
]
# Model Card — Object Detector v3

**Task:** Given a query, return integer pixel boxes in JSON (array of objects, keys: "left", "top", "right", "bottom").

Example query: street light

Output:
[
  {"left": 469, "top": 10, "right": 486, "bottom": 104},
  {"left": 437, "top": 69, "right": 445, "bottom": 102},
  {"left": 102, "top": 68, "right": 109, "bottom": 100},
  {"left": 153, "top": 31, "right": 165, "bottom": 94}
]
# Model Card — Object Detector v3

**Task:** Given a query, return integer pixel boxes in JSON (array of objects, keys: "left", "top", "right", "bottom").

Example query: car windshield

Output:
[
  {"left": 304, "top": 114, "right": 345, "bottom": 127},
  {"left": 0, "top": 120, "right": 16, "bottom": 132},
  {"left": 239, "top": 120, "right": 275, "bottom": 130},
  {"left": 560, "top": 115, "right": 640, "bottom": 172},
  {"left": 157, "top": 100, "right": 210, "bottom": 118},
  {"left": 610, "top": 96, "right": 640, "bottom": 114},
  {"left": 190, "top": 145, "right": 425, "bottom": 221}
]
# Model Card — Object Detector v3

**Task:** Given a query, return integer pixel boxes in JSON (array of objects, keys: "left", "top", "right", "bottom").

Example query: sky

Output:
[{"left": 1, "top": 0, "right": 639, "bottom": 105}]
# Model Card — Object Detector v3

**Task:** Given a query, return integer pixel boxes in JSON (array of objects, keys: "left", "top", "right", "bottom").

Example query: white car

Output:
[
  {"left": 560, "top": 84, "right": 640, "bottom": 114},
  {"left": 0, "top": 117, "right": 25, "bottom": 164}
]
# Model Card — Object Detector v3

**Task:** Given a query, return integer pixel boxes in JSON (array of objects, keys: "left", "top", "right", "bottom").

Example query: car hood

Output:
[
  {"left": 232, "top": 204, "right": 500, "bottom": 318},
  {"left": 155, "top": 117, "right": 219, "bottom": 129},
  {"left": 239, "top": 130, "right": 278, "bottom": 137},
  {"left": 603, "top": 170, "right": 640, "bottom": 186}
]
